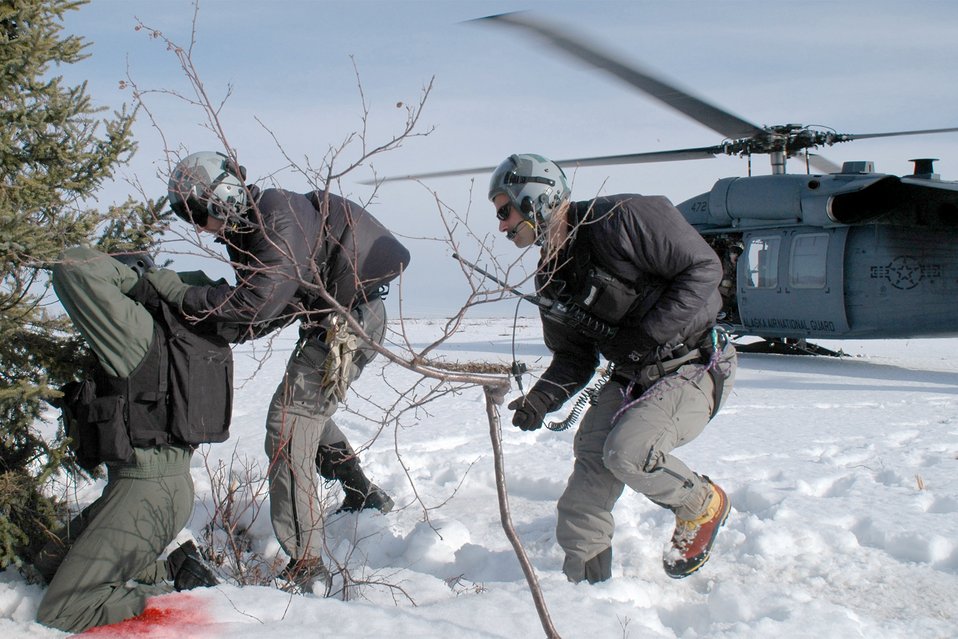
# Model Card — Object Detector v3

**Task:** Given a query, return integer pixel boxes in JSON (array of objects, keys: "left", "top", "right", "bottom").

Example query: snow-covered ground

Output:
[{"left": 2, "top": 318, "right": 956, "bottom": 638}]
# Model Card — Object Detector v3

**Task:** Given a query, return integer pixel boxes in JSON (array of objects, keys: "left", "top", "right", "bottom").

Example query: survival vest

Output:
[
  {"left": 536, "top": 229, "right": 651, "bottom": 341},
  {"left": 59, "top": 277, "right": 232, "bottom": 471}
]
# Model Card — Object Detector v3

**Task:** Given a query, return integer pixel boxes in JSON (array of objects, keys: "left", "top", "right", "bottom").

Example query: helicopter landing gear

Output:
[{"left": 732, "top": 337, "right": 844, "bottom": 357}]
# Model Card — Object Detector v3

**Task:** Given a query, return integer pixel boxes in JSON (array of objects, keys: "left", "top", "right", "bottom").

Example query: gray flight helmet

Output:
[
  {"left": 488, "top": 153, "right": 570, "bottom": 227},
  {"left": 168, "top": 151, "right": 248, "bottom": 226}
]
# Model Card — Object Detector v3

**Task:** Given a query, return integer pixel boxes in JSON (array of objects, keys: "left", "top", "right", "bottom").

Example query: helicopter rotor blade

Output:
[
  {"left": 475, "top": 12, "right": 766, "bottom": 141},
  {"left": 552, "top": 146, "right": 723, "bottom": 169},
  {"left": 834, "top": 126, "right": 958, "bottom": 143},
  {"left": 358, "top": 165, "right": 500, "bottom": 184},
  {"left": 363, "top": 14, "right": 958, "bottom": 187},
  {"left": 359, "top": 145, "right": 724, "bottom": 185}
]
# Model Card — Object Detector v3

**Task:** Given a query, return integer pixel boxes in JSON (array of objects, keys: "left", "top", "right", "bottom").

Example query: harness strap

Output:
[
  {"left": 703, "top": 327, "right": 730, "bottom": 419},
  {"left": 610, "top": 327, "right": 730, "bottom": 426},
  {"left": 611, "top": 347, "right": 702, "bottom": 389}
]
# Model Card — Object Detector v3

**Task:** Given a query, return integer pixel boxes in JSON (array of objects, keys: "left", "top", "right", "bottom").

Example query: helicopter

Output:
[{"left": 374, "top": 12, "right": 958, "bottom": 355}]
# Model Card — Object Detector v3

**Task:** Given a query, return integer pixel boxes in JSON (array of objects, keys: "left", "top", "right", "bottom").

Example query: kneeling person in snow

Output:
[
  {"left": 36, "top": 248, "right": 225, "bottom": 633},
  {"left": 489, "top": 154, "right": 737, "bottom": 581}
]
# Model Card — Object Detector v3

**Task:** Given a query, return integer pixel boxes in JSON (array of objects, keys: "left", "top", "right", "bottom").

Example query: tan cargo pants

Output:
[{"left": 558, "top": 345, "right": 736, "bottom": 582}]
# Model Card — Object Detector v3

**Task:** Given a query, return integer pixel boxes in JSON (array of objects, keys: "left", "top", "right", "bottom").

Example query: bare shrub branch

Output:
[{"left": 127, "top": 5, "right": 566, "bottom": 634}]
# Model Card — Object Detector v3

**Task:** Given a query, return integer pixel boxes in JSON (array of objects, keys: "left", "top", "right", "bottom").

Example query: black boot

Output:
[
  {"left": 562, "top": 546, "right": 612, "bottom": 584},
  {"left": 317, "top": 442, "right": 394, "bottom": 514},
  {"left": 167, "top": 540, "right": 218, "bottom": 591},
  {"left": 279, "top": 556, "right": 332, "bottom": 593}
]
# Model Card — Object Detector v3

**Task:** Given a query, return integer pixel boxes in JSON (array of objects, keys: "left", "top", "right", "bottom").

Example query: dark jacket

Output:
[
  {"left": 181, "top": 187, "right": 410, "bottom": 342},
  {"left": 532, "top": 194, "right": 722, "bottom": 406}
]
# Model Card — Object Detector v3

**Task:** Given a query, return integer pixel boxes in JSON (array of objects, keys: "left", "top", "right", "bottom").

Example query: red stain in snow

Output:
[{"left": 76, "top": 593, "right": 213, "bottom": 638}]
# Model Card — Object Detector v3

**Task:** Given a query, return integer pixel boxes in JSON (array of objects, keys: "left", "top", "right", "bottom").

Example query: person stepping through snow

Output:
[
  {"left": 489, "top": 153, "right": 737, "bottom": 581},
  {"left": 157, "top": 151, "right": 410, "bottom": 589}
]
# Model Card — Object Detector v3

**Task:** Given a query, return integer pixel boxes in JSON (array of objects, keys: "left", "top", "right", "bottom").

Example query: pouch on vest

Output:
[
  {"left": 570, "top": 266, "right": 641, "bottom": 325},
  {"left": 124, "top": 276, "right": 232, "bottom": 446},
  {"left": 57, "top": 377, "right": 135, "bottom": 469},
  {"left": 87, "top": 394, "right": 134, "bottom": 463},
  {"left": 58, "top": 378, "right": 103, "bottom": 471}
]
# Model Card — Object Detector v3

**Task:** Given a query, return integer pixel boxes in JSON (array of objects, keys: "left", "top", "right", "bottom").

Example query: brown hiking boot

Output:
[{"left": 663, "top": 479, "right": 730, "bottom": 579}]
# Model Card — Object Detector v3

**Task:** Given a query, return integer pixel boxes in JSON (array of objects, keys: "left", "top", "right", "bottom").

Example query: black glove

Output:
[{"left": 508, "top": 391, "right": 552, "bottom": 431}]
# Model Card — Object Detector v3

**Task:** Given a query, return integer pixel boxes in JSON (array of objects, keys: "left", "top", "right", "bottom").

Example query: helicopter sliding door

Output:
[{"left": 737, "top": 228, "right": 850, "bottom": 339}]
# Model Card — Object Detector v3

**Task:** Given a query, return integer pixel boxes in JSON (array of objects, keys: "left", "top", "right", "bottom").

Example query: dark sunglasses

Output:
[{"left": 496, "top": 203, "right": 512, "bottom": 221}]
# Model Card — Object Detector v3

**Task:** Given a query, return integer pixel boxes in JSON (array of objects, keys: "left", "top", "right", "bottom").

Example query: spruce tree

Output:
[{"left": 0, "top": 0, "right": 164, "bottom": 569}]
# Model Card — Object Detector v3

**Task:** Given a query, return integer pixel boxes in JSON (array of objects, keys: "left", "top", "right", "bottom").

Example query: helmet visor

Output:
[{"left": 170, "top": 197, "right": 210, "bottom": 227}]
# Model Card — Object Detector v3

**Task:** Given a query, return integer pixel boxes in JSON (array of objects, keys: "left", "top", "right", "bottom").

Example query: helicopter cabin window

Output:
[
  {"left": 745, "top": 237, "right": 781, "bottom": 288},
  {"left": 788, "top": 233, "right": 828, "bottom": 289}
]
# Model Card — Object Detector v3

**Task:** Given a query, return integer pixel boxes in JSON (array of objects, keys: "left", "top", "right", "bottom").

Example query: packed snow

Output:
[{"left": 2, "top": 317, "right": 956, "bottom": 638}]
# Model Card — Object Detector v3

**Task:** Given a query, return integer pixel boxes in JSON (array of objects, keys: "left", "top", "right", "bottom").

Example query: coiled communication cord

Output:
[{"left": 545, "top": 366, "right": 611, "bottom": 432}]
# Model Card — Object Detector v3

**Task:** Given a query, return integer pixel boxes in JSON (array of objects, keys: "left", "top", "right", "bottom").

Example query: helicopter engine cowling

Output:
[
  {"left": 681, "top": 175, "right": 817, "bottom": 229},
  {"left": 679, "top": 173, "right": 909, "bottom": 230}
]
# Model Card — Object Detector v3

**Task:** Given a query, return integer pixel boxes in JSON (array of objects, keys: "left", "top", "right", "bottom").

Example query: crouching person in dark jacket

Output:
[
  {"left": 151, "top": 151, "right": 411, "bottom": 591},
  {"left": 36, "top": 247, "right": 226, "bottom": 633},
  {"left": 489, "top": 154, "right": 737, "bottom": 583}
]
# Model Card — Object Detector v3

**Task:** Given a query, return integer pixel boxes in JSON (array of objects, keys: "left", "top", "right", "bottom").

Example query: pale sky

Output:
[{"left": 60, "top": 0, "right": 958, "bottom": 316}]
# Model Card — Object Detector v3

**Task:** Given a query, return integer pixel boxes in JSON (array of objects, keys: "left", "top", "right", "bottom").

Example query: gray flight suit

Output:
[
  {"left": 37, "top": 247, "right": 194, "bottom": 633},
  {"left": 265, "top": 297, "right": 386, "bottom": 560}
]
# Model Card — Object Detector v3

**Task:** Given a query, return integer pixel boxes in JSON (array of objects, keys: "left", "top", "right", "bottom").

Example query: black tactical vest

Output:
[{"left": 61, "top": 278, "right": 232, "bottom": 470}]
